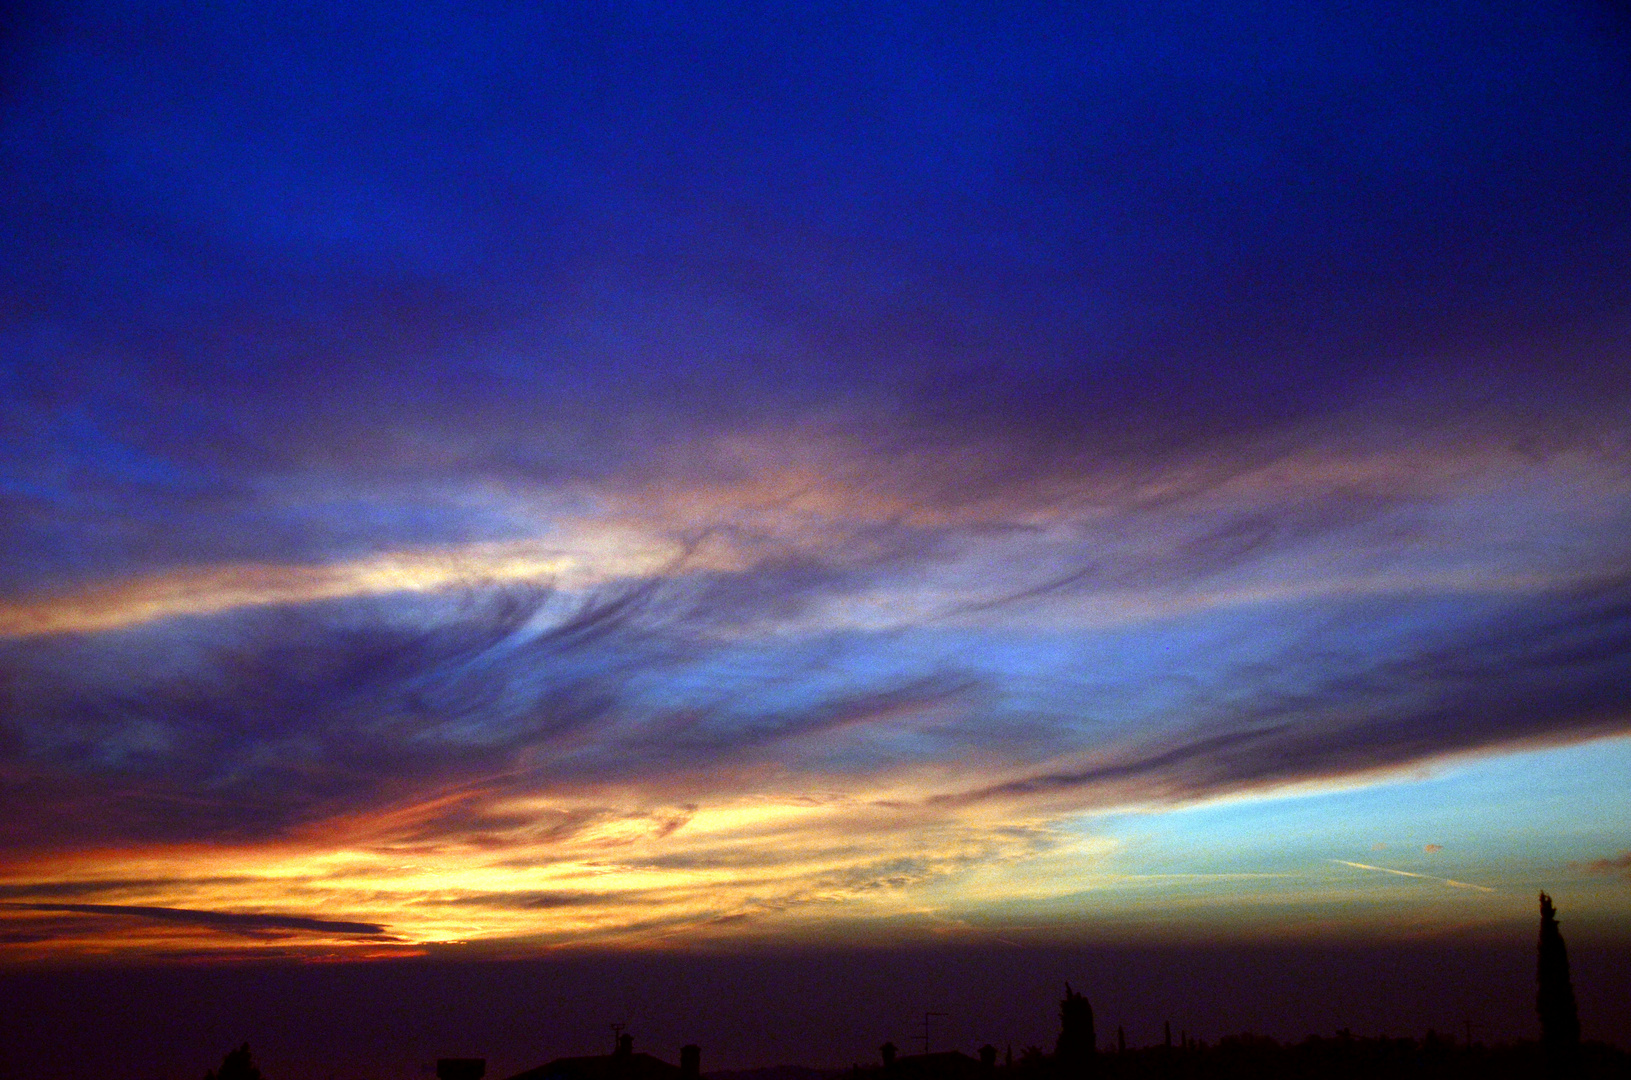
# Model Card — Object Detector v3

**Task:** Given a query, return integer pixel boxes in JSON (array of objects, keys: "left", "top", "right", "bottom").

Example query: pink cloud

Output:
[{"left": 1572, "top": 851, "right": 1631, "bottom": 879}]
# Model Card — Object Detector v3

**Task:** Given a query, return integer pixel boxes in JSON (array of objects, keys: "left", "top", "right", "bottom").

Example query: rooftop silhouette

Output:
[{"left": 185, "top": 897, "right": 1624, "bottom": 1080}]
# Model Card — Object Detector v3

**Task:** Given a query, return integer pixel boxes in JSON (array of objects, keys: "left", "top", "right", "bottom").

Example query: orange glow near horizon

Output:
[{"left": 5, "top": 737, "right": 1628, "bottom": 964}]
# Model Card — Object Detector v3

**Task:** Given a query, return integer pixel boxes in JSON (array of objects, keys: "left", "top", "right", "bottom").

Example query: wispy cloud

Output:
[
  {"left": 1, "top": 440, "right": 1628, "bottom": 956},
  {"left": 4, "top": 0, "right": 1631, "bottom": 962},
  {"left": 0, "top": 546, "right": 571, "bottom": 639},
  {"left": 0, "top": 902, "right": 390, "bottom": 938},
  {"left": 1570, "top": 851, "right": 1631, "bottom": 880}
]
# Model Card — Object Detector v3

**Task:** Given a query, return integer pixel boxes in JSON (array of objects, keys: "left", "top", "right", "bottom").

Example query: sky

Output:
[{"left": 2, "top": 0, "right": 1631, "bottom": 1068}]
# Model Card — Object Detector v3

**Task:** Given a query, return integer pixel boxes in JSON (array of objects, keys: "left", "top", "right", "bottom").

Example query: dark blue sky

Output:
[
  {"left": 6, "top": 1, "right": 1630, "bottom": 589},
  {"left": 10, "top": 2, "right": 1630, "bottom": 417}
]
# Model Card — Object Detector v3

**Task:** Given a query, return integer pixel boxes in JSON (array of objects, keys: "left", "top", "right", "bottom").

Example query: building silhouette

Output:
[{"left": 502, "top": 1034, "right": 699, "bottom": 1080}]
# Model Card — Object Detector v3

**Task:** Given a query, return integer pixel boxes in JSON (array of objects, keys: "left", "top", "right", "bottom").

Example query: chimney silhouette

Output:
[
  {"left": 979, "top": 1045, "right": 997, "bottom": 1073},
  {"left": 616, "top": 1035, "right": 633, "bottom": 1058},
  {"left": 681, "top": 1045, "right": 701, "bottom": 1079},
  {"left": 880, "top": 1042, "right": 898, "bottom": 1069}
]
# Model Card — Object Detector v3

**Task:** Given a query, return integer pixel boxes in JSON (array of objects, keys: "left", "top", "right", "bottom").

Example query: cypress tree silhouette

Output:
[
  {"left": 1055, "top": 983, "right": 1095, "bottom": 1076},
  {"left": 1537, "top": 892, "right": 1581, "bottom": 1077}
]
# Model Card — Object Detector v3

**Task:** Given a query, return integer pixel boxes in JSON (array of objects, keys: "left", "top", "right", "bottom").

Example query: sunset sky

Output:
[{"left": 3, "top": 0, "right": 1630, "bottom": 1070}]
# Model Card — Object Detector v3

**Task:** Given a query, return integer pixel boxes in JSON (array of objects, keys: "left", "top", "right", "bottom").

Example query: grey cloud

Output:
[
  {"left": 1156, "top": 493, "right": 1404, "bottom": 582},
  {"left": 944, "top": 576, "right": 1631, "bottom": 808},
  {"left": 0, "top": 878, "right": 262, "bottom": 900},
  {"left": 429, "top": 891, "right": 629, "bottom": 910},
  {"left": 680, "top": 554, "right": 876, "bottom": 629},
  {"left": 0, "top": 583, "right": 678, "bottom": 847},
  {"left": 938, "top": 565, "right": 1104, "bottom": 618},
  {"left": 0, "top": 571, "right": 979, "bottom": 851},
  {"left": 0, "top": 903, "right": 389, "bottom": 938},
  {"left": 382, "top": 805, "right": 615, "bottom": 851},
  {"left": 938, "top": 727, "right": 1287, "bottom": 806},
  {"left": 623, "top": 675, "right": 981, "bottom": 764},
  {"left": 3, "top": 533, "right": 1630, "bottom": 859}
]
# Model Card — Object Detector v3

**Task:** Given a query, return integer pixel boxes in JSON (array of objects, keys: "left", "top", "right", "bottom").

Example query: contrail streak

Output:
[{"left": 1331, "top": 860, "right": 1496, "bottom": 892}]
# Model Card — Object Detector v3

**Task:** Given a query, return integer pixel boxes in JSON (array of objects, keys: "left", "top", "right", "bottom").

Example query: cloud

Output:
[
  {"left": 0, "top": 545, "right": 572, "bottom": 639},
  {"left": 1572, "top": 851, "right": 1631, "bottom": 879},
  {"left": 0, "top": 878, "right": 262, "bottom": 900},
  {"left": 1424, "top": 844, "right": 1442, "bottom": 853},
  {"left": 2, "top": 333, "right": 1630, "bottom": 961},
  {"left": 428, "top": 892, "right": 626, "bottom": 910},
  {"left": 0, "top": 583, "right": 677, "bottom": 848},
  {"left": 0, "top": 903, "right": 390, "bottom": 938},
  {"left": 912, "top": 574, "right": 1631, "bottom": 814},
  {"left": 934, "top": 728, "right": 1288, "bottom": 807},
  {"left": 0, "top": 553, "right": 1620, "bottom": 957},
  {"left": 3, "top": 0, "right": 1631, "bottom": 961},
  {"left": 3, "top": 488, "right": 1631, "bottom": 859}
]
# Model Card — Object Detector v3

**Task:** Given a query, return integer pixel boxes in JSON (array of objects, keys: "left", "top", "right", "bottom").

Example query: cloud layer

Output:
[
  {"left": 2, "top": 405, "right": 1628, "bottom": 956},
  {"left": 3, "top": 0, "right": 1630, "bottom": 957}
]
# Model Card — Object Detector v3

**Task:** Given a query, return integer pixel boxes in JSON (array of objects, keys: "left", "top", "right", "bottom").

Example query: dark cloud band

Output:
[{"left": 0, "top": 903, "right": 388, "bottom": 937}]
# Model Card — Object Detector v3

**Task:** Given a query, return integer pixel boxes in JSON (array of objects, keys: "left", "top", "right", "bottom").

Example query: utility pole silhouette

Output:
[
  {"left": 1538, "top": 892, "right": 1582, "bottom": 1078},
  {"left": 918, "top": 1012, "right": 949, "bottom": 1055}
]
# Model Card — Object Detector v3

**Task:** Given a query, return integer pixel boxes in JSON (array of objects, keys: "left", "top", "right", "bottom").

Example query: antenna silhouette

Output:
[{"left": 917, "top": 1012, "right": 948, "bottom": 1055}]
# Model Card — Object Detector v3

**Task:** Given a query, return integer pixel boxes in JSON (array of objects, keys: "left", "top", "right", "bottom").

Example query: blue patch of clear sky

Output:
[{"left": 1089, "top": 736, "right": 1631, "bottom": 884}]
